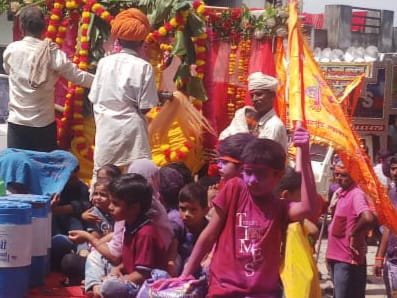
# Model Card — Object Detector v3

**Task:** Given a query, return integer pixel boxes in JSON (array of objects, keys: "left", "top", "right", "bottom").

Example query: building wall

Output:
[
  {"left": 303, "top": 0, "right": 397, "bottom": 26},
  {"left": 0, "top": 13, "right": 13, "bottom": 47}
]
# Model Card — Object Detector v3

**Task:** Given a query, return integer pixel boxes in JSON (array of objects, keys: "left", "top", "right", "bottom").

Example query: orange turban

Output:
[{"left": 111, "top": 8, "right": 150, "bottom": 41}]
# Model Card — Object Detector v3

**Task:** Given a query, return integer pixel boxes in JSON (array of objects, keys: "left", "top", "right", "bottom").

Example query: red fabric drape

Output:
[{"left": 203, "top": 37, "right": 276, "bottom": 136}]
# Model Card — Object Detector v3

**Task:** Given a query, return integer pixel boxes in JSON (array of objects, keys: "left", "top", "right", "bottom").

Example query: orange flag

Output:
[
  {"left": 287, "top": 0, "right": 397, "bottom": 232},
  {"left": 336, "top": 74, "right": 365, "bottom": 117},
  {"left": 275, "top": 37, "right": 287, "bottom": 124}
]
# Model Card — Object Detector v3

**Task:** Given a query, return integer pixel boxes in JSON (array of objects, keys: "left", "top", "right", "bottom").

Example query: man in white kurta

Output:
[
  {"left": 219, "top": 72, "right": 288, "bottom": 151},
  {"left": 88, "top": 8, "right": 158, "bottom": 177}
]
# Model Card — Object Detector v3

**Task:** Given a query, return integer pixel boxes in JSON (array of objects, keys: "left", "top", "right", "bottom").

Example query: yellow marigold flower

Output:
[
  {"left": 180, "top": 146, "right": 189, "bottom": 153},
  {"left": 82, "top": 11, "right": 90, "bottom": 18},
  {"left": 197, "top": 5, "right": 205, "bottom": 15},
  {"left": 100, "top": 11, "right": 110, "bottom": 19},
  {"left": 55, "top": 37, "right": 64, "bottom": 44},
  {"left": 158, "top": 27, "right": 167, "bottom": 36},
  {"left": 170, "top": 151, "right": 178, "bottom": 161},
  {"left": 196, "top": 46, "right": 206, "bottom": 53},
  {"left": 170, "top": 18, "right": 178, "bottom": 27},
  {"left": 160, "top": 144, "right": 170, "bottom": 151},
  {"left": 79, "top": 49, "right": 88, "bottom": 56},
  {"left": 47, "top": 25, "right": 56, "bottom": 33},
  {"left": 75, "top": 87, "right": 84, "bottom": 95},
  {"left": 78, "top": 62, "right": 88, "bottom": 69},
  {"left": 196, "top": 59, "right": 205, "bottom": 66},
  {"left": 92, "top": 3, "right": 101, "bottom": 11},
  {"left": 50, "top": 14, "right": 60, "bottom": 21}
]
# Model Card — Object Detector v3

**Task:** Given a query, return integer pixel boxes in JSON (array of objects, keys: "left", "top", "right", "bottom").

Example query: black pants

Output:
[{"left": 7, "top": 121, "right": 57, "bottom": 152}]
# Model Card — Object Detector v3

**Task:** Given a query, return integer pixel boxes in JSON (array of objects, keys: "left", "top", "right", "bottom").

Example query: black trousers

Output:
[{"left": 7, "top": 121, "right": 57, "bottom": 152}]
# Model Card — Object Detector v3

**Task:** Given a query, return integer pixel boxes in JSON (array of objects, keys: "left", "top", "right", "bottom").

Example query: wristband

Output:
[{"left": 375, "top": 256, "right": 384, "bottom": 261}]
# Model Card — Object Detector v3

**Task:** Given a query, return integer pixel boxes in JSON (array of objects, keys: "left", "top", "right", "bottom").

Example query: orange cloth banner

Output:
[
  {"left": 275, "top": 37, "right": 287, "bottom": 124},
  {"left": 287, "top": 0, "right": 397, "bottom": 232}
]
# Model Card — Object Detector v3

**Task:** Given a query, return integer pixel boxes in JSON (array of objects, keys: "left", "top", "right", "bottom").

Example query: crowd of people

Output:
[{"left": 2, "top": 4, "right": 396, "bottom": 298}]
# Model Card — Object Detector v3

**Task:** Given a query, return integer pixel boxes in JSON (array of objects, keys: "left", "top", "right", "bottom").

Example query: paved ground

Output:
[{"left": 316, "top": 239, "right": 387, "bottom": 297}]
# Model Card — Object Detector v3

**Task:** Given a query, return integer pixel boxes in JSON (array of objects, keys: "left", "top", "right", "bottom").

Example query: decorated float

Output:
[
  {"left": 5, "top": 0, "right": 290, "bottom": 181},
  {"left": 5, "top": 0, "right": 397, "bottom": 234}
]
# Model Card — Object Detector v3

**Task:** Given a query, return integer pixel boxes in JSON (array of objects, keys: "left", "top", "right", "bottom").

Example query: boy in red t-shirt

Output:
[{"left": 179, "top": 126, "right": 317, "bottom": 297}]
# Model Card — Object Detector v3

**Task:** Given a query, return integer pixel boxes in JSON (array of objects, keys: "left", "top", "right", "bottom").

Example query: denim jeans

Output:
[
  {"left": 384, "top": 259, "right": 397, "bottom": 298},
  {"left": 101, "top": 276, "right": 140, "bottom": 298},
  {"left": 328, "top": 259, "right": 366, "bottom": 298},
  {"left": 85, "top": 250, "right": 114, "bottom": 292}
]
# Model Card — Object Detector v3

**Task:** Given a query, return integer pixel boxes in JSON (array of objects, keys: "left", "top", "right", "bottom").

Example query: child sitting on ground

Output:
[
  {"left": 62, "top": 179, "right": 115, "bottom": 285},
  {"left": 70, "top": 173, "right": 168, "bottom": 298},
  {"left": 176, "top": 125, "right": 317, "bottom": 297},
  {"left": 167, "top": 182, "right": 209, "bottom": 276}
]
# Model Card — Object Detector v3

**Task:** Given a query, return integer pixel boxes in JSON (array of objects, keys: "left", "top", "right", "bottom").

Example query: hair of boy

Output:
[
  {"left": 167, "top": 162, "right": 194, "bottom": 185},
  {"left": 241, "top": 138, "right": 286, "bottom": 170},
  {"left": 179, "top": 182, "right": 208, "bottom": 209},
  {"left": 93, "top": 178, "right": 111, "bottom": 190},
  {"left": 159, "top": 166, "right": 185, "bottom": 209},
  {"left": 275, "top": 166, "right": 301, "bottom": 195},
  {"left": 218, "top": 133, "right": 257, "bottom": 162},
  {"left": 20, "top": 6, "right": 46, "bottom": 36},
  {"left": 99, "top": 164, "right": 122, "bottom": 178},
  {"left": 108, "top": 173, "right": 153, "bottom": 214}
]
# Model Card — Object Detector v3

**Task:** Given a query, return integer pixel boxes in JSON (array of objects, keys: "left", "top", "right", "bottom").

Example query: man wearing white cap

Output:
[{"left": 219, "top": 72, "right": 287, "bottom": 151}]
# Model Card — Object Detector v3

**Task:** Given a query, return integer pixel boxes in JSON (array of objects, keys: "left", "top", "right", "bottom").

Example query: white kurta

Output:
[
  {"left": 257, "top": 108, "right": 288, "bottom": 151},
  {"left": 3, "top": 36, "right": 93, "bottom": 127},
  {"left": 88, "top": 49, "right": 158, "bottom": 171}
]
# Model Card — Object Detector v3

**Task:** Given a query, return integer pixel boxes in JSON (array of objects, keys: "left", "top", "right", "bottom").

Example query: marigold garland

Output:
[{"left": 48, "top": 0, "right": 114, "bottom": 157}]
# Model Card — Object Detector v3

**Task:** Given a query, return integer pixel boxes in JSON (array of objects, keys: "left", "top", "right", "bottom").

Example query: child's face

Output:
[
  {"left": 242, "top": 165, "right": 282, "bottom": 197},
  {"left": 92, "top": 184, "right": 111, "bottom": 211},
  {"left": 217, "top": 159, "right": 240, "bottom": 180},
  {"left": 108, "top": 196, "right": 140, "bottom": 223},
  {"left": 179, "top": 200, "right": 208, "bottom": 229},
  {"left": 390, "top": 163, "right": 397, "bottom": 182}
]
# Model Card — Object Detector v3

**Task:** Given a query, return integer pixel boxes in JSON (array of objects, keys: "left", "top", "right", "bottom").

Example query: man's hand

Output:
[
  {"left": 373, "top": 257, "right": 384, "bottom": 277},
  {"left": 349, "top": 234, "right": 360, "bottom": 256}
]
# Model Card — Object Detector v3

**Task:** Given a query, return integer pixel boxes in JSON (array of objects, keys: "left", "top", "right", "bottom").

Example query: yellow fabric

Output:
[
  {"left": 111, "top": 8, "right": 150, "bottom": 41},
  {"left": 280, "top": 222, "right": 321, "bottom": 298},
  {"left": 286, "top": 0, "right": 397, "bottom": 232}
]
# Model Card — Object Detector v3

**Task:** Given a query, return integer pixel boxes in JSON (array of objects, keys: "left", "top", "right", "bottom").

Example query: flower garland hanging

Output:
[
  {"left": 45, "top": 0, "right": 65, "bottom": 41},
  {"left": 227, "top": 43, "right": 238, "bottom": 120},
  {"left": 192, "top": 0, "right": 208, "bottom": 80},
  {"left": 54, "top": 0, "right": 114, "bottom": 153}
]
